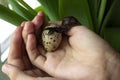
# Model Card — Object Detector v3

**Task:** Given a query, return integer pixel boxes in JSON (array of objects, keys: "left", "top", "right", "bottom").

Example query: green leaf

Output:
[
  {"left": 87, "top": 0, "right": 98, "bottom": 32},
  {"left": 98, "top": 0, "right": 107, "bottom": 32},
  {"left": 0, "top": 4, "right": 26, "bottom": 26},
  {"left": 37, "top": 0, "right": 59, "bottom": 20},
  {"left": 105, "top": 0, "right": 120, "bottom": 27},
  {"left": 17, "top": 0, "right": 37, "bottom": 16},
  {"left": 100, "top": 0, "right": 120, "bottom": 36},
  {"left": 0, "top": 0, "right": 8, "bottom": 7},
  {"left": 105, "top": 0, "right": 114, "bottom": 13},
  {"left": 97, "top": 0, "right": 101, "bottom": 12},
  {"left": 59, "top": 0, "right": 94, "bottom": 30},
  {"left": 35, "top": 6, "right": 47, "bottom": 14},
  {"left": 35, "top": 6, "right": 50, "bottom": 21},
  {"left": 104, "top": 27, "right": 120, "bottom": 52},
  {"left": 8, "top": 0, "right": 35, "bottom": 20},
  {"left": 98, "top": 0, "right": 107, "bottom": 26}
]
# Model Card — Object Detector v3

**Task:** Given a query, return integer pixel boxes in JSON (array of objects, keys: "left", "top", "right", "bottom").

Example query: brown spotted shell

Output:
[{"left": 42, "top": 24, "right": 62, "bottom": 52}]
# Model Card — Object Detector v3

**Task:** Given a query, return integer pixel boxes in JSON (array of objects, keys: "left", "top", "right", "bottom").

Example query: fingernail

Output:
[
  {"left": 2, "top": 64, "right": 9, "bottom": 74},
  {"left": 37, "top": 11, "right": 43, "bottom": 16},
  {"left": 21, "top": 21, "right": 26, "bottom": 27}
]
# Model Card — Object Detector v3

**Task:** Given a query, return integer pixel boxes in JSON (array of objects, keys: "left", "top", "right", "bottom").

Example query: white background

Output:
[{"left": 0, "top": 0, "right": 40, "bottom": 62}]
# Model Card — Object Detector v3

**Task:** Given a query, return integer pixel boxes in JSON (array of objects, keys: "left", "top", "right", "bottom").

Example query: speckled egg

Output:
[{"left": 42, "top": 24, "right": 62, "bottom": 52}]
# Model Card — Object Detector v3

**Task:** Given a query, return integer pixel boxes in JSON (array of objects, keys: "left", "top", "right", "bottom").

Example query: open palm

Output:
[{"left": 23, "top": 13, "right": 112, "bottom": 80}]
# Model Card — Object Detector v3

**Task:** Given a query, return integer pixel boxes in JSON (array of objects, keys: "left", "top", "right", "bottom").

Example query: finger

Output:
[
  {"left": 8, "top": 27, "right": 23, "bottom": 64},
  {"left": 26, "top": 34, "right": 46, "bottom": 69},
  {"left": 37, "top": 77, "right": 57, "bottom": 80},
  {"left": 2, "top": 64, "right": 35, "bottom": 80},
  {"left": 32, "top": 12, "right": 44, "bottom": 30},
  {"left": 66, "top": 25, "right": 87, "bottom": 36},
  {"left": 21, "top": 21, "right": 26, "bottom": 27},
  {"left": 22, "top": 22, "right": 35, "bottom": 44}
]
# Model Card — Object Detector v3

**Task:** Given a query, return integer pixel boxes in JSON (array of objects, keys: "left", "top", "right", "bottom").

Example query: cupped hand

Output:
[
  {"left": 2, "top": 12, "right": 57, "bottom": 80},
  {"left": 21, "top": 13, "right": 116, "bottom": 80}
]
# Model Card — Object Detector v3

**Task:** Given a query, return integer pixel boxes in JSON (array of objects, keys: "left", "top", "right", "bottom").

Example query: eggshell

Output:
[{"left": 42, "top": 24, "right": 62, "bottom": 52}]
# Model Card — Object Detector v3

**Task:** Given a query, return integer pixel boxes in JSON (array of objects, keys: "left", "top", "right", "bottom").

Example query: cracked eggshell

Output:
[{"left": 42, "top": 24, "right": 62, "bottom": 52}]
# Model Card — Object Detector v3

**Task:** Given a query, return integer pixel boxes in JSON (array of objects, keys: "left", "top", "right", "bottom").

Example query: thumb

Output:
[
  {"left": 66, "top": 25, "right": 88, "bottom": 36},
  {"left": 2, "top": 64, "right": 34, "bottom": 80}
]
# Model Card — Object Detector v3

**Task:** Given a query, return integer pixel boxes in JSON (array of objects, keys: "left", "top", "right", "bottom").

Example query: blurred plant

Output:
[
  {"left": 0, "top": 0, "right": 120, "bottom": 52},
  {"left": 0, "top": 0, "right": 8, "bottom": 7}
]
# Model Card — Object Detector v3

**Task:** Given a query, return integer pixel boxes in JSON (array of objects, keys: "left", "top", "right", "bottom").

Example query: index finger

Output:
[{"left": 32, "top": 12, "right": 44, "bottom": 30}]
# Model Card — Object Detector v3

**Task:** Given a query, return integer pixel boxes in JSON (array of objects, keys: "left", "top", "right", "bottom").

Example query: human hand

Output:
[
  {"left": 20, "top": 13, "right": 120, "bottom": 80},
  {"left": 2, "top": 12, "right": 57, "bottom": 80},
  {"left": 2, "top": 12, "right": 120, "bottom": 80}
]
